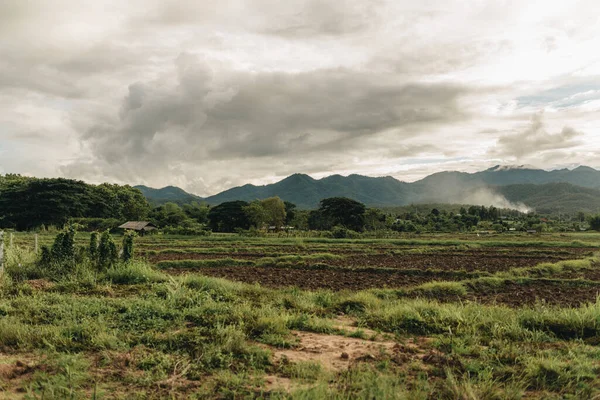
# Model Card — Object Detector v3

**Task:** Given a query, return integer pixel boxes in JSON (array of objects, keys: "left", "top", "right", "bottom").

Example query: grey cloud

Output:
[
  {"left": 490, "top": 113, "right": 584, "bottom": 159},
  {"left": 139, "top": 0, "right": 379, "bottom": 37},
  {"left": 3, "top": 0, "right": 599, "bottom": 195},
  {"left": 61, "top": 54, "right": 469, "bottom": 192}
]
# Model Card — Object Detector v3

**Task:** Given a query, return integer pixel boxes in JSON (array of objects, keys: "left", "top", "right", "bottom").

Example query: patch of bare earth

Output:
[
  {"left": 261, "top": 317, "right": 436, "bottom": 393},
  {"left": 0, "top": 353, "right": 45, "bottom": 399},
  {"left": 25, "top": 279, "right": 54, "bottom": 290},
  {"left": 273, "top": 331, "right": 398, "bottom": 370}
]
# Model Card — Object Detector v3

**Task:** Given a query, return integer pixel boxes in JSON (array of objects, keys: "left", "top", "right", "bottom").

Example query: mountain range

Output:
[{"left": 135, "top": 165, "right": 600, "bottom": 214}]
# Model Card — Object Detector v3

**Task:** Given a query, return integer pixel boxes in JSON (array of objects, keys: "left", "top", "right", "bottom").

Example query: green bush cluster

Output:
[{"left": 121, "top": 230, "right": 136, "bottom": 263}]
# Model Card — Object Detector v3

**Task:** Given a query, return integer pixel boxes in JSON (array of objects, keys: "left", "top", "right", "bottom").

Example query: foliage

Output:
[
  {"left": 97, "top": 230, "right": 118, "bottom": 271},
  {"left": 331, "top": 226, "right": 360, "bottom": 239},
  {"left": 50, "top": 226, "right": 77, "bottom": 264},
  {"left": 2, "top": 233, "right": 600, "bottom": 398},
  {"left": 588, "top": 215, "right": 600, "bottom": 231},
  {"left": 161, "top": 224, "right": 211, "bottom": 236},
  {"left": 0, "top": 175, "right": 150, "bottom": 230},
  {"left": 69, "top": 217, "right": 120, "bottom": 232},
  {"left": 243, "top": 201, "right": 269, "bottom": 229},
  {"left": 121, "top": 230, "right": 137, "bottom": 263},
  {"left": 89, "top": 232, "right": 99, "bottom": 262},
  {"left": 149, "top": 202, "right": 189, "bottom": 227},
  {"left": 182, "top": 201, "right": 210, "bottom": 224},
  {"left": 309, "top": 197, "right": 367, "bottom": 231},
  {"left": 243, "top": 197, "right": 286, "bottom": 229},
  {"left": 105, "top": 260, "right": 168, "bottom": 284},
  {"left": 208, "top": 201, "right": 251, "bottom": 233}
]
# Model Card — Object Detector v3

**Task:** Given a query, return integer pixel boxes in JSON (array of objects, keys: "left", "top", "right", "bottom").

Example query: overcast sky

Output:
[{"left": 1, "top": 0, "right": 599, "bottom": 195}]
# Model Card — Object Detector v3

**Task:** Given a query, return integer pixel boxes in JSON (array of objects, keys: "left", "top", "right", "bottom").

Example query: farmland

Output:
[{"left": 1, "top": 231, "right": 600, "bottom": 398}]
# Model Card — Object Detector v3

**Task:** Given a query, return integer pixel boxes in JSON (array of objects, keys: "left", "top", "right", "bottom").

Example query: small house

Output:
[{"left": 118, "top": 221, "right": 157, "bottom": 236}]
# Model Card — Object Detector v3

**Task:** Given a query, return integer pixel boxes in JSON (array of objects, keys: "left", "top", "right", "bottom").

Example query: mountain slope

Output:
[
  {"left": 135, "top": 165, "right": 600, "bottom": 213},
  {"left": 497, "top": 182, "right": 600, "bottom": 214},
  {"left": 134, "top": 185, "right": 203, "bottom": 205},
  {"left": 203, "top": 173, "right": 415, "bottom": 208},
  {"left": 416, "top": 165, "right": 600, "bottom": 189}
]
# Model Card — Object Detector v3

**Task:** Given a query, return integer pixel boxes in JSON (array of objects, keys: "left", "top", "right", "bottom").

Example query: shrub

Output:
[
  {"left": 121, "top": 230, "right": 137, "bottom": 263},
  {"left": 331, "top": 226, "right": 360, "bottom": 239},
  {"left": 89, "top": 231, "right": 99, "bottom": 262},
  {"left": 38, "top": 226, "right": 79, "bottom": 279},
  {"left": 49, "top": 226, "right": 77, "bottom": 265},
  {"left": 105, "top": 261, "right": 168, "bottom": 284},
  {"left": 97, "top": 230, "right": 118, "bottom": 271}
]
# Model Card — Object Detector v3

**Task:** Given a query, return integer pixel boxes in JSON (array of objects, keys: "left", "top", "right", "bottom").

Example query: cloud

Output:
[
  {"left": 2, "top": 0, "right": 600, "bottom": 194},
  {"left": 60, "top": 53, "right": 469, "bottom": 193},
  {"left": 460, "top": 187, "right": 531, "bottom": 213},
  {"left": 489, "top": 112, "right": 584, "bottom": 159}
]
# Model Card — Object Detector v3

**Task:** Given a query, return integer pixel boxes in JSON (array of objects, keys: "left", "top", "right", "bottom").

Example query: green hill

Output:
[
  {"left": 134, "top": 166, "right": 600, "bottom": 214},
  {"left": 497, "top": 182, "right": 600, "bottom": 214},
  {"left": 134, "top": 185, "right": 203, "bottom": 206}
]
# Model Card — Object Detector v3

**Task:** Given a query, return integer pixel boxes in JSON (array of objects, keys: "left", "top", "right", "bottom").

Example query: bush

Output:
[
  {"left": 38, "top": 226, "right": 79, "bottom": 278},
  {"left": 105, "top": 261, "right": 168, "bottom": 284},
  {"left": 121, "top": 230, "right": 136, "bottom": 263},
  {"left": 68, "top": 218, "right": 120, "bottom": 232},
  {"left": 162, "top": 225, "right": 211, "bottom": 236},
  {"left": 97, "top": 230, "right": 118, "bottom": 271},
  {"left": 331, "top": 226, "right": 360, "bottom": 239},
  {"left": 88, "top": 231, "right": 99, "bottom": 262}
]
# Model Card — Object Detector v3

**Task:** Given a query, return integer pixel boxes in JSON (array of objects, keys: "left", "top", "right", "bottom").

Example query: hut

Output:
[{"left": 118, "top": 221, "right": 157, "bottom": 236}]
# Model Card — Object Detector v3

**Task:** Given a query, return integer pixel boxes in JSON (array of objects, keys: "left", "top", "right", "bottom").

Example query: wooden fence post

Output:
[
  {"left": 0, "top": 231, "right": 4, "bottom": 275},
  {"left": 35, "top": 234, "right": 39, "bottom": 254}
]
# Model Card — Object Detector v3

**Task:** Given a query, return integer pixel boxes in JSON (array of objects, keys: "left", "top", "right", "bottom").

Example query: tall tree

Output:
[
  {"left": 243, "top": 201, "right": 269, "bottom": 229},
  {"left": 314, "top": 197, "right": 366, "bottom": 231},
  {"left": 261, "top": 197, "right": 286, "bottom": 228},
  {"left": 208, "top": 201, "right": 251, "bottom": 232}
]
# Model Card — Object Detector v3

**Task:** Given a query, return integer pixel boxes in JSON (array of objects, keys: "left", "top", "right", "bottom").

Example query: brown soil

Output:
[
  {"left": 171, "top": 266, "right": 466, "bottom": 290},
  {"left": 0, "top": 354, "right": 46, "bottom": 399},
  {"left": 271, "top": 331, "right": 398, "bottom": 371},
  {"left": 146, "top": 252, "right": 269, "bottom": 263},
  {"left": 149, "top": 246, "right": 591, "bottom": 273},
  {"left": 416, "top": 280, "right": 600, "bottom": 307},
  {"left": 547, "top": 268, "right": 600, "bottom": 282},
  {"left": 262, "top": 321, "right": 436, "bottom": 393},
  {"left": 25, "top": 279, "right": 54, "bottom": 290},
  {"left": 328, "top": 252, "right": 581, "bottom": 273},
  {"left": 469, "top": 281, "right": 600, "bottom": 307}
]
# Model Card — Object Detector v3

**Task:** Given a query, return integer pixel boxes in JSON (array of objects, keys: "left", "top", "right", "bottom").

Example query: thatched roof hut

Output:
[{"left": 118, "top": 221, "right": 157, "bottom": 234}]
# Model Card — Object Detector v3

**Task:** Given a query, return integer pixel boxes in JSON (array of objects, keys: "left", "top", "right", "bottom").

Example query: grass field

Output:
[{"left": 1, "top": 231, "right": 600, "bottom": 399}]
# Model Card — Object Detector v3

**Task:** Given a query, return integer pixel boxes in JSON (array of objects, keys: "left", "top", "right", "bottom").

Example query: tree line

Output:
[
  {"left": 0, "top": 175, "right": 149, "bottom": 230},
  {"left": 2, "top": 175, "right": 598, "bottom": 234}
]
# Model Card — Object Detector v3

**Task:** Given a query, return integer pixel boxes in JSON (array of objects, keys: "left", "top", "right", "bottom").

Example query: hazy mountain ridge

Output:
[
  {"left": 137, "top": 166, "right": 600, "bottom": 213},
  {"left": 134, "top": 185, "right": 203, "bottom": 206}
]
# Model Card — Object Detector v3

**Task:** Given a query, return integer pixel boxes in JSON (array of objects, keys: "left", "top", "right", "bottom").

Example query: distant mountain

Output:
[
  {"left": 497, "top": 182, "right": 600, "bottom": 214},
  {"left": 134, "top": 185, "right": 203, "bottom": 206},
  {"left": 135, "top": 165, "right": 600, "bottom": 214},
  {"left": 416, "top": 165, "right": 600, "bottom": 190},
  {"left": 204, "top": 173, "right": 415, "bottom": 208}
]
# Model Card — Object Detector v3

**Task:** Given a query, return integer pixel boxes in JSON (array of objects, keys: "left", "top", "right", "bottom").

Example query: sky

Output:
[{"left": 1, "top": 0, "right": 599, "bottom": 196}]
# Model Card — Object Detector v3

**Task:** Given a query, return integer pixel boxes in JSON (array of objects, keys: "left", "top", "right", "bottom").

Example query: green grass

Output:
[{"left": 2, "top": 233, "right": 600, "bottom": 398}]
